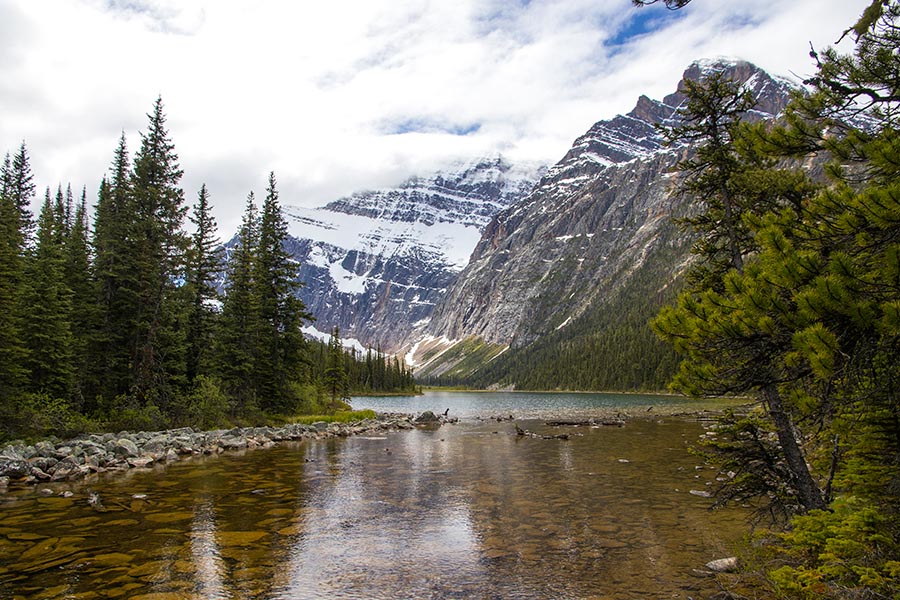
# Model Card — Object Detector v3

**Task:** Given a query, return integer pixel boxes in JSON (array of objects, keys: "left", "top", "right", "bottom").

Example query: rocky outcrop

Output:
[{"left": 0, "top": 414, "right": 436, "bottom": 488}]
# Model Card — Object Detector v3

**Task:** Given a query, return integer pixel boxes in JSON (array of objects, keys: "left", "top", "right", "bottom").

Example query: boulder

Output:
[
  {"left": 705, "top": 557, "right": 739, "bottom": 573},
  {"left": 111, "top": 438, "right": 140, "bottom": 458},
  {"left": 0, "top": 458, "right": 31, "bottom": 479},
  {"left": 414, "top": 411, "right": 441, "bottom": 424},
  {"left": 127, "top": 456, "right": 154, "bottom": 468}
]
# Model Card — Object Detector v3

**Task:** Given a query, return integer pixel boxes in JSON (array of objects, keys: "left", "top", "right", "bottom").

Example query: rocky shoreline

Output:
[{"left": 0, "top": 412, "right": 444, "bottom": 490}]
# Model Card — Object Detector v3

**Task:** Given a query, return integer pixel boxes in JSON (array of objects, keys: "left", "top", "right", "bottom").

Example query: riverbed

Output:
[{"left": 0, "top": 392, "right": 748, "bottom": 599}]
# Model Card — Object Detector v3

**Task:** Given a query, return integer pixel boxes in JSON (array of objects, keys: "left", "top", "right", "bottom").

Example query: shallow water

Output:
[
  {"left": 352, "top": 389, "right": 748, "bottom": 420},
  {"left": 1, "top": 393, "right": 747, "bottom": 599}
]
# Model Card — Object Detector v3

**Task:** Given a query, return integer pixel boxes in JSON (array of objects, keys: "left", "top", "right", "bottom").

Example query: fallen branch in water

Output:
[
  {"left": 545, "top": 419, "right": 625, "bottom": 427},
  {"left": 515, "top": 423, "right": 570, "bottom": 440}
]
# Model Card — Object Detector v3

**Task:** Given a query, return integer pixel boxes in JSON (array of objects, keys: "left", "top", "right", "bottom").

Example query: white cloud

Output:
[{"left": 0, "top": 0, "right": 871, "bottom": 236}]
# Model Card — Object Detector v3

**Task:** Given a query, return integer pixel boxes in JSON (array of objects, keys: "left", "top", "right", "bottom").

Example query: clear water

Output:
[
  {"left": 0, "top": 392, "right": 748, "bottom": 599},
  {"left": 352, "top": 389, "right": 747, "bottom": 420}
]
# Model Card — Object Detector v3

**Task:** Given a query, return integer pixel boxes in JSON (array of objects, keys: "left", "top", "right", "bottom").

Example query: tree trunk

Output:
[{"left": 762, "top": 383, "right": 826, "bottom": 512}]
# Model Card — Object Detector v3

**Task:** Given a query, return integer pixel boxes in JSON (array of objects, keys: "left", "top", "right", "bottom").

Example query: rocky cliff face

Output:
[
  {"left": 280, "top": 157, "right": 545, "bottom": 351},
  {"left": 409, "top": 59, "right": 797, "bottom": 379}
]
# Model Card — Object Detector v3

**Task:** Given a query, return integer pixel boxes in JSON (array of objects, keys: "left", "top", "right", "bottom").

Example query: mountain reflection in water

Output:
[{"left": 0, "top": 392, "right": 748, "bottom": 599}]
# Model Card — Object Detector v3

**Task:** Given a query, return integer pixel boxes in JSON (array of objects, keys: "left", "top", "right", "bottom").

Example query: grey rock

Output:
[
  {"left": 30, "top": 467, "right": 51, "bottom": 481},
  {"left": 414, "top": 411, "right": 441, "bottom": 424},
  {"left": 219, "top": 437, "right": 247, "bottom": 450},
  {"left": 127, "top": 456, "right": 154, "bottom": 468},
  {"left": 705, "top": 557, "right": 739, "bottom": 573},
  {"left": 112, "top": 438, "right": 140, "bottom": 458},
  {"left": 50, "top": 461, "right": 78, "bottom": 481},
  {"left": 0, "top": 458, "right": 31, "bottom": 479},
  {"left": 29, "top": 456, "right": 58, "bottom": 472}
]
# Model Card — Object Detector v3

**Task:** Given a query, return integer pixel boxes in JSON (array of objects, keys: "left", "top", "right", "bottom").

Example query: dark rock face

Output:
[{"left": 413, "top": 59, "right": 797, "bottom": 370}]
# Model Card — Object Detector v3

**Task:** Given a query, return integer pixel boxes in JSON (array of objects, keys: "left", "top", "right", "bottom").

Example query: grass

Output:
[{"left": 288, "top": 409, "right": 378, "bottom": 425}]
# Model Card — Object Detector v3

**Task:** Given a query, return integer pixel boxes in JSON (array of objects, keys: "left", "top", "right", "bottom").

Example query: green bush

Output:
[
  {"left": 106, "top": 398, "right": 168, "bottom": 432},
  {"left": 181, "top": 375, "right": 229, "bottom": 430},
  {"left": 766, "top": 496, "right": 900, "bottom": 598},
  {"left": 1, "top": 393, "right": 94, "bottom": 441}
]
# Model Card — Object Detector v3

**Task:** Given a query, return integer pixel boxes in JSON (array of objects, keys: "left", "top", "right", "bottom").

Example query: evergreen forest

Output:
[{"left": 0, "top": 99, "right": 415, "bottom": 441}]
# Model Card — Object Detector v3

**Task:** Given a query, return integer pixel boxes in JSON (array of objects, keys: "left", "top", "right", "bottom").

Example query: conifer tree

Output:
[
  {"left": 324, "top": 326, "right": 349, "bottom": 407},
  {"left": 216, "top": 193, "right": 260, "bottom": 412},
  {"left": 0, "top": 152, "right": 29, "bottom": 407},
  {"left": 64, "top": 188, "right": 95, "bottom": 408},
  {"left": 21, "top": 193, "right": 74, "bottom": 399},
  {"left": 654, "top": 68, "right": 825, "bottom": 513},
  {"left": 4, "top": 143, "right": 35, "bottom": 249},
  {"left": 653, "top": 4, "right": 900, "bottom": 594},
  {"left": 129, "top": 97, "right": 188, "bottom": 406},
  {"left": 91, "top": 136, "right": 137, "bottom": 404},
  {"left": 184, "top": 184, "right": 223, "bottom": 384},
  {"left": 252, "top": 172, "right": 312, "bottom": 411}
]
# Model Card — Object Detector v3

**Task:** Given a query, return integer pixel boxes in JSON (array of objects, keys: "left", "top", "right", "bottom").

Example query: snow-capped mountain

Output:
[
  {"left": 408, "top": 59, "right": 799, "bottom": 381},
  {"left": 282, "top": 156, "right": 546, "bottom": 351}
]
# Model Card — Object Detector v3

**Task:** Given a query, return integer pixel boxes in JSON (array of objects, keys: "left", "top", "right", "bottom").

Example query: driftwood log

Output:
[
  {"left": 515, "top": 423, "right": 570, "bottom": 440},
  {"left": 545, "top": 419, "right": 625, "bottom": 427}
]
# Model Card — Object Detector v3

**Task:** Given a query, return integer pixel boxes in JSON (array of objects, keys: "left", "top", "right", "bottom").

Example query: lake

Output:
[{"left": 0, "top": 391, "right": 750, "bottom": 599}]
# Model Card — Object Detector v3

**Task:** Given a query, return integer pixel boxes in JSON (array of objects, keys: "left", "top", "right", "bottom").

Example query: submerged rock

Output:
[
  {"left": 414, "top": 411, "right": 441, "bottom": 424},
  {"left": 705, "top": 556, "right": 739, "bottom": 572}
]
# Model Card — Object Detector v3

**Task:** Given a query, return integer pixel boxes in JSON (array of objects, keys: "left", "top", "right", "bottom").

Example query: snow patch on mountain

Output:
[
  {"left": 284, "top": 205, "right": 484, "bottom": 272},
  {"left": 281, "top": 155, "right": 545, "bottom": 353}
]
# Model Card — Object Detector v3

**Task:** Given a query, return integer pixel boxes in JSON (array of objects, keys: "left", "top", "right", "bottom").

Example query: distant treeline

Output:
[
  {"left": 0, "top": 98, "right": 414, "bottom": 441},
  {"left": 421, "top": 221, "right": 686, "bottom": 392}
]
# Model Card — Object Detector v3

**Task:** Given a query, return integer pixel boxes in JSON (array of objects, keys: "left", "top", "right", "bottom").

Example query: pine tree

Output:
[
  {"left": 20, "top": 193, "right": 75, "bottom": 399},
  {"left": 252, "top": 172, "right": 312, "bottom": 412},
  {"left": 184, "top": 184, "right": 223, "bottom": 384},
  {"left": 0, "top": 151, "right": 29, "bottom": 407},
  {"left": 129, "top": 97, "right": 188, "bottom": 406},
  {"left": 324, "top": 326, "right": 349, "bottom": 407},
  {"left": 216, "top": 193, "right": 260, "bottom": 413},
  {"left": 64, "top": 187, "right": 95, "bottom": 409},
  {"left": 91, "top": 136, "right": 138, "bottom": 405},
  {"left": 660, "top": 69, "right": 758, "bottom": 283},
  {"left": 653, "top": 69, "right": 825, "bottom": 513},
  {"left": 5, "top": 143, "right": 35, "bottom": 249}
]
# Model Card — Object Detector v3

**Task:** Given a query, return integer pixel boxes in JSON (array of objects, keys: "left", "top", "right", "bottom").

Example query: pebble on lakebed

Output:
[{"left": 0, "top": 412, "right": 442, "bottom": 487}]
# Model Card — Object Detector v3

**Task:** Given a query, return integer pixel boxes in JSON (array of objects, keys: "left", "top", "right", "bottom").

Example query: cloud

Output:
[{"left": 0, "top": 0, "right": 872, "bottom": 235}]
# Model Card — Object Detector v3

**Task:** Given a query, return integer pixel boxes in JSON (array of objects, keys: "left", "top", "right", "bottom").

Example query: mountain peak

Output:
[{"left": 664, "top": 58, "right": 799, "bottom": 118}]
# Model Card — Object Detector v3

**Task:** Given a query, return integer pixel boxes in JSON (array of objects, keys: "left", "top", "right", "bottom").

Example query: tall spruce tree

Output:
[
  {"left": 64, "top": 188, "right": 95, "bottom": 408},
  {"left": 324, "top": 326, "right": 349, "bottom": 407},
  {"left": 21, "top": 193, "right": 75, "bottom": 399},
  {"left": 184, "top": 184, "right": 223, "bottom": 385},
  {"left": 91, "top": 136, "right": 137, "bottom": 405},
  {"left": 252, "top": 172, "right": 311, "bottom": 412},
  {"left": 216, "top": 193, "right": 260, "bottom": 413},
  {"left": 129, "top": 97, "right": 188, "bottom": 406},
  {"left": 5, "top": 143, "right": 35, "bottom": 249},
  {"left": 0, "top": 150, "right": 30, "bottom": 408}
]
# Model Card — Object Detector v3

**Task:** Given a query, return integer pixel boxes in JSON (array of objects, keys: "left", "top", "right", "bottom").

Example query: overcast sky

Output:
[{"left": 1, "top": 0, "right": 869, "bottom": 235}]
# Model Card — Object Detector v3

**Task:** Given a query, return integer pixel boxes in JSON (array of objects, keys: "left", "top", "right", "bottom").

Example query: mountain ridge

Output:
[
  {"left": 278, "top": 156, "right": 546, "bottom": 351},
  {"left": 406, "top": 58, "right": 799, "bottom": 384}
]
